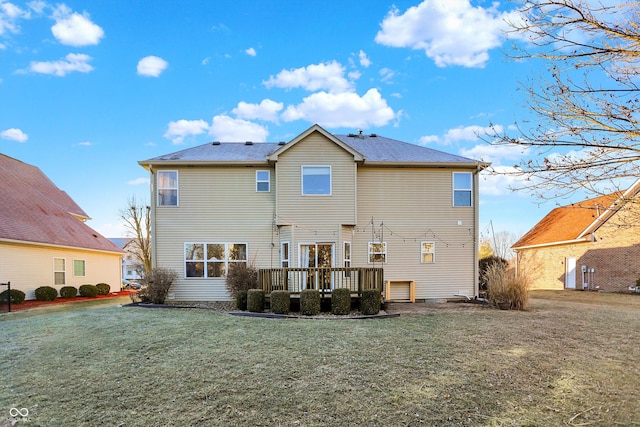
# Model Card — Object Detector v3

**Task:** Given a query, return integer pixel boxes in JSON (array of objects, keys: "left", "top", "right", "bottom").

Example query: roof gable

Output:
[
  {"left": 267, "top": 124, "right": 364, "bottom": 162},
  {"left": 513, "top": 180, "right": 640, "bottom": 249},
  {"left": 0, "top": 154, "right": 123, "bottom": 253}
]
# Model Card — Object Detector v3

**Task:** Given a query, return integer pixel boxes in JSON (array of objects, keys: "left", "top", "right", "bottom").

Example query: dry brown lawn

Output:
[{"left": 0, "top": 291, "right": 638, "bottom": 426}]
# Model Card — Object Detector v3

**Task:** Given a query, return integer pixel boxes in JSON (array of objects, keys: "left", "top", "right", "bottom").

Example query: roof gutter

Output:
[
  {"left": 0, "top": 238, "right": 125, "bottom": 255},
  {"left": 512, "top": 237, "right": 591, "bottom": 252}
]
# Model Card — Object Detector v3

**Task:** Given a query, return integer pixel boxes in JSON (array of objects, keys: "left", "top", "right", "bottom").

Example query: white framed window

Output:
[
  {"left": 368, "top": 242, "right": 387, "bottom": 264},
  {"left": 256, "top": 170, "right": 270, "bottom": 192},
  {"left": 73, "top": 259, "right": 86, "bottom": 277},
  {"left": 453, "top": 172, "right": 472, "bottom": 207},
  {"left": 343, "top": 242, "right": 351, "bottom": 268},
  {"left": 301, "top": 165, "right": 331, "bottom": 195},
  {"left": 158, "top": 171, "right": 178, "bottom": 206},
  {"left": 421, "top": 242, "right": 435, "bottom": 263},
  {"left": 54, "top": 258, "right": 66, "bottom": 285},
  {"left": 184, "top": 242, "right": 247, "bottom": 278},
  {"left": 281, "top": 242, "right": 290, "bottom": 267}
]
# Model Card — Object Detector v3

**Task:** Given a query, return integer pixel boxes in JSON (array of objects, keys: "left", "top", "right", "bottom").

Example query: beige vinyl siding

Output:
[
  {"left": 0, "top": 242, "right": 121, "bottom": 300},
  {"left": 355, "top": 166, "right": 477, "bottom": 299},
  {"left": 153, "top": 165, "right": 276, "bottom": 301},
  {"left": 276, "top": 133, "right": 356, "bottom": 229}
]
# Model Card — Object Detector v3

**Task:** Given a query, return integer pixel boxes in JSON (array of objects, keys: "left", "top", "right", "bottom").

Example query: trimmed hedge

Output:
[
  {"left": 331, "top": 288, "right": 351, "bottom": 315},
  {"left": 247, "top": 289, "right": 265, "bottom": 313},
  {"left": 96, "top": 283, "right": 111, "bottom": 295},
  {"left": 79, "top": 284, "right": 99, "bottom": 298},
  {"left": 360, "top": 289, "right": 381, "bottom": 315},
  {"left": 60, "top": 286, "right": 78, "bottom": 299},
  {"left": 236, "top": 290, "right": 248, "bottom": 310},
  {"left": 0, "top": 289, "right": 26, "bottom": 304},
  {"left": 270, "top": 290, "right": 290, "bottom": 314},
  {"left": 300, "top": 289, "right": 321, "bottom": 316},
  {"left": 35, "top": 286, "right": 58, "bottom": 301}
]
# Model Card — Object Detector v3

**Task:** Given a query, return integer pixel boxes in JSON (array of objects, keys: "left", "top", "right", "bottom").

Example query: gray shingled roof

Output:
[
  {"left": 140, "top": 130, "right": 481, "bottom": 166},
  {"left": 0, "top": 154, "right": 124, "bottom": 253}
]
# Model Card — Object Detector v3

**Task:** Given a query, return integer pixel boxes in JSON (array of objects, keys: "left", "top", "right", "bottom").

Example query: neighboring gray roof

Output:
[{"left": 140, "top": 127, "right": 483, "bottom": 167}]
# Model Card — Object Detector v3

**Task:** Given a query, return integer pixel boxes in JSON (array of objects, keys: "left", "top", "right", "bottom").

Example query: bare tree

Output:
[
  {"left": 491, "top": 230, "right": 520, "bottom": 260},
  {"left": 488, "top": 0, "right": 640, "bottom": 200},
  {"left": 120, "top": 196, "right": 152, "bottom": 274}
]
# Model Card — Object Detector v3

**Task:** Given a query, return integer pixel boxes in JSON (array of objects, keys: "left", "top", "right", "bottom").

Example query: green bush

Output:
[
  {"left": 360, "top": 289, "right": 381, "bottom": 315},
  {"left": 79, "top": 284, "right": 99, "bottom": 298},
  {"left": 270, "top": 290, "right": 290, "bottom": 314},
  {"left": 236, "top": 290, "right": 248, "bottom": 310},
  {"left": 59, "top": 286, "right": 77, "bottom": 299},
  {"left": 0, "top": 289, "right": 26, "bottom": 304},
  {"left": 247, "top": 289, "right": 265, "bottom": 313},
  {"left": 300, "top": 289, "right": 321, "bottom": 316},
  {"left": 95, "top": 283, "right": 111, "bottom": 295},
  {"left": 34, "top": 286, "right": 58, "bottom": 301},
  {"left": 137, "top": 267, "right": 178, "bottom": 304},
  {"left": 331, "top": 288, "right": 352, "bottom": 315}
]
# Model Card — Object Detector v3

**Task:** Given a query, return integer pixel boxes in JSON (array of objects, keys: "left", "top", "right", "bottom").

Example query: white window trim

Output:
[
  {"left": 73, "top": 259, "right": 86, "bottom": 277},
  {"left": 421, "top": 241, "right": 435, "bottom": 264},
  {"left": 452, "top": 172, "right": 472, "bottom": 207},
  {"left": 368, "top": 242, "right": 387, "bottom": 264},
  {"left": 54, "top": 257, "right": 66, "bottom": 285},
  {"left": 301, "top": 165, "right": 332, "bottom": 196},
  {"left": 184, "top": 242, "right": 248, "bottom": 278},
  {"left": 281, "top": 242, "right": 290, "bottom": 267},
  {"left": 157, "top": 170, "right": 179, "bottom": 207},
  {"left": 256, "top": 170, "right": 270, "bottom": 192},
  {"left": 343, "top": 242, "right": 351, "bottom": 268}
]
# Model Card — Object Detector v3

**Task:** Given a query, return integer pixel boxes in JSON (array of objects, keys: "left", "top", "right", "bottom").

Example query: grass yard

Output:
[{"left": 1, "top": 292, "right": 639, "bottom": 426}]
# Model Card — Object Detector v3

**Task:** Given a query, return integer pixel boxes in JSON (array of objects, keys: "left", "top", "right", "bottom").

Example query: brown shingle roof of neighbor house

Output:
[
  {"left": 0, "top": 154, "right": 123, "bottom": 253},
  {"left": 512, "top": 193, "right": 621, "bottom": 249}
]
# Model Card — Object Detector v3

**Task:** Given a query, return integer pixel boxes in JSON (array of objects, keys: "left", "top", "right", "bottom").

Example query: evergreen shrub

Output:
[
  {"left": 360, "top": 289, "right": 381, "bottom": 315},
  {"left": 236, "top": 290, "right": 248, "bottom": 310},
  {"left": 34, "top": 286, "right": 58, "bottom": 301},
  {"left": 79, "top": 284, "right": 99, "bottom": 298},
  {"left": 59, "top": 286, "right": 78, "bottom": 299},
  {"left": 0, "top": 289, "right": 26, "bottom": 304},
  {"left": 300, "top": 289, "right": 320, "bottom": 316},
  {"left": 247, "top": 289, "right": 265, "bottom": 313},
  {"left": 331, "top": 288, "right": 351, "bottom": 315},
  {"left": 95, "top": 283, "right": 111, "bottom": 295},
  {"left": 270, "top": 290, "right": 290, "bottom": 314}
]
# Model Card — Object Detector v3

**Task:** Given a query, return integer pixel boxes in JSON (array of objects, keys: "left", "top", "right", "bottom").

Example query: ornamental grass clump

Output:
[
  {"left": 59, "top": 286, "right": 77, "bottom": 299},
  {"left": 300, "top": 289, "right": 320, "bottom": 316},
  {"left": 35, "top": 286, "right": 58, "bottom": 301},
  {"left": 270, "top": 290, "right": 290, "bottom": 314},
  {"left": 360, "top": 289, "right": 381, "bottom": 315},
  {"left": 331, "top": 288, "right": 351, "bottom": 315},
  {"left": 247, "top": 289, "right": 265, "bottom": 313},
  {"left": 484, "top": 263, "right": 530, "bottom": 311}
]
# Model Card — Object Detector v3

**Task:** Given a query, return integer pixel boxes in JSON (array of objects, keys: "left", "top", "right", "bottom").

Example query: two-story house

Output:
[{"left": 139, "top": 124, "right": 488, "bottom": 302}]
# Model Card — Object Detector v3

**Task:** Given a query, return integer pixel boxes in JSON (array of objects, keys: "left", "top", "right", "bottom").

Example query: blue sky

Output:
[{"left": 1, "top": 0, "right": 552, "bottom": 243}]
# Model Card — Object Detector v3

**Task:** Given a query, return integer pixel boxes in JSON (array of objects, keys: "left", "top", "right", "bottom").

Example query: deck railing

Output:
[{"left": 258, "top": 267, "right": 384, "bottom": 297}]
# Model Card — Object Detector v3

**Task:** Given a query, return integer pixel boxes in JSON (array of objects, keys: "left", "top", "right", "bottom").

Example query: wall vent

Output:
[{"left": 211, "top": 141, "right": 220, "bottom": 145}]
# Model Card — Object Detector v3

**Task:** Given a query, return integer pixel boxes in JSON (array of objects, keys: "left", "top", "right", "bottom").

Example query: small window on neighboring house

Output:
[
  {"left": 54, "top": 258, "right": 65, "bottom": 285},
  {"left": 453, "top": 172, "right": 472, "bottom": 207},
  {"left": 302, "top": 166, "right": 331, "bottom": 195},
  {"left": 158, "top": 171, "right": 178, "bottom": 206},
  {"left": 368, "top": 242, "right": 387, "bottom": 264},
  {"left": 281, "top": 242, "right": 290, "bottom": 267},
  {"left": 256, "top": 170, "right": 270, "bottom": 192},
  {"left": 421, "top": 242, "right": 435, "bottom": 263},
  {"left": 73, "top": 259, "right": 86, "bottom": 277}
]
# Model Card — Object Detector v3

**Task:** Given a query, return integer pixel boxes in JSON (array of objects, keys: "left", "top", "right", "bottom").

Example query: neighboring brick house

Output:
[{"left": 512, "top": 181, "right": 640, "bottom": 292}]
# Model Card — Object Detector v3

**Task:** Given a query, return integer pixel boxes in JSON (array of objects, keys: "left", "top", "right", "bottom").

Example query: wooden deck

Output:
[{"left": 258, "top": 267, "right": 384, "bottom": 297}]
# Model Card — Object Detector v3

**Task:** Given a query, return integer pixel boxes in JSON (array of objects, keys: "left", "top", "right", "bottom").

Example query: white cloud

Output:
[
  {"left": 418, "top": 135, "right": 439, "bottom": 145},
  {"left": 137, "top": 55, "right": 168, "bottom": 77},
  {"left": 282, "top": 88, "right": 396, "bottom": 128},
  {"left": 29, "top": 53, "right": 93, "bottom": 76},
  {"left": 163, "top": 119, "right": 209, "bottom": 144},
  {"left": 232, "top": 99, "right": 283, "bottom": 122},
  {"left": 480, "top": 166, "right": 524, "bottom": 196},
  {"left": 380, "top": 67, "right": 395, "bottom": 82},
  {"left": 263, "top": 61, "right": 353, "bottom": 94},
  {"left": 245, "top": 47, "right": 256, "bottom": 56},
  {"left": 51, "top": 9, "right": 104, "bottom": 46},
  {"left": 460, "top": 142, "right": 529, "bottom": 164},
  {"left": 424, "top": 124, "right": 502, "bottom": 146},
  {"left": 0, "top": 2, "right": 30, "bottom": 35},
  {"left": 359, "top": 50, "right": 371, "bottom": 67},
  {"left": 0, "top": 127, "right": 28, "bottom": 142},
  {"left": 78, "top": 141, "right": 92, "bottom": 146},
  {"left": 375, "top": 0, "right": 512, "bottom": 68},
  {"left": 209, "top": 115, "right": 269, "bottom": 142},
  {"left": 128, "top": 177, "right": 150, "bottom": 185}
]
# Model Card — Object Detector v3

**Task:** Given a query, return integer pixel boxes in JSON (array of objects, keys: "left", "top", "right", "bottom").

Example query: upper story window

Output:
[
  {"left": 421, "top": 242, "right": 435, "bottom": 263},
  {"left": 302, "top": 166, "right": 331, "bottom": 195},
  {"left": 158, "top": 171, "right": 178, "bottom": 206},
  {"left": 256, "top": 170, "right": 270, "bottom": 192},
  {"left": 453, "top": 172, "right": 472, "bottom": 207}
]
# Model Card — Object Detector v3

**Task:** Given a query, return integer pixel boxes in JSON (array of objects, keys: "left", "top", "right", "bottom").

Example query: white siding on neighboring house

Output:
[{"left": 0, "top": 242, "right": 122, "bottom": 300}]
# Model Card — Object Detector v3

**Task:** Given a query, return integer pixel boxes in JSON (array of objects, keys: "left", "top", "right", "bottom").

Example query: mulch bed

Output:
[{"left": 0, "top": 291, "right": 132, "bottom": 313}]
